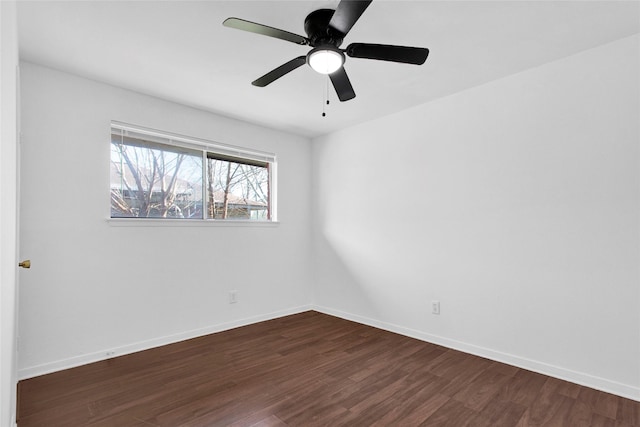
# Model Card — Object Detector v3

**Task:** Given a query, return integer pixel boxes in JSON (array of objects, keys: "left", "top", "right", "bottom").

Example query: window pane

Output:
[
  {"left": 110, "top": 138, "right": 203, "bottom": 219},
  {"left": 207, "top": 158, "right": 269, "bottom": 220}
]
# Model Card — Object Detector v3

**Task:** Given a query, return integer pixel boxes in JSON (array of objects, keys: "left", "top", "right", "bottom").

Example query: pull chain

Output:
[{"left": 322, "top": 76, "right": 330, "bottom": 117}]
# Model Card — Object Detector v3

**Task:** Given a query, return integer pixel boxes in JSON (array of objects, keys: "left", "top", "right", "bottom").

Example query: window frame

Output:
[{"left": 109, "top": 121, "right": 277, "bottom": 224}]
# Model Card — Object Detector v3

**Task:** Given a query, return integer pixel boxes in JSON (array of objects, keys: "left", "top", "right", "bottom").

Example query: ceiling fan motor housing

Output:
[{"left": 304, "top": 9, "right": 344, "bottom": 47}]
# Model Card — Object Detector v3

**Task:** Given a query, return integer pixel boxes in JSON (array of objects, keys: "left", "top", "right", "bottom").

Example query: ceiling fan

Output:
[{"left": 223, "top": 0, "right": 429, "bottom": 102}]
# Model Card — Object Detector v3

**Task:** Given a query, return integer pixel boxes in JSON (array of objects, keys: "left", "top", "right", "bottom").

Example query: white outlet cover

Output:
[
  {"left": 432, "top": 301, "right": 440, "bottom": 315},
  {"left": 229, "top": 291, "right": 238, "bottom": 304}
]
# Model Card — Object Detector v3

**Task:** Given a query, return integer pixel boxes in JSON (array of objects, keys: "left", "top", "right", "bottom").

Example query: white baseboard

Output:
[
  {"left": 18, "top": 304, "right": 312, "bottom": 380},
  {"left": 17, "top": 303, "right": 639, "bottom": 402},
  {"left": 312, "top": 305, "right": 640, "bottom": 402}
]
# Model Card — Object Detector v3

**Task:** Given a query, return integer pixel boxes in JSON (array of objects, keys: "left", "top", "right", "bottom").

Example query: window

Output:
[{"left": 110, "top": 123, "right": 275, "bottom": 221}]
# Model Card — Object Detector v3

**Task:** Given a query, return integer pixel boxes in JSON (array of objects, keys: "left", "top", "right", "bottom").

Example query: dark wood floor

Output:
[{"left": 17, "top": 311, "right": 640, "bottom": 426}]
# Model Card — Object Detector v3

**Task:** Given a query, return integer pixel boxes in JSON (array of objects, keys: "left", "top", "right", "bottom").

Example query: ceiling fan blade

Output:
[
  {"left": 346, "top": 43, "right": 429, "bottom": 65},
  {"left": 252, "top": 56, "right": 307, "bottom": 87},
  {"left": 328, "top": 0, "right": 372, "bottom": 36},
  {"left": 329, "top": 67, "right": 356, "bottom": 102},
  {"left": 223, "top": 18, "right": 309, "bottom": 46}
]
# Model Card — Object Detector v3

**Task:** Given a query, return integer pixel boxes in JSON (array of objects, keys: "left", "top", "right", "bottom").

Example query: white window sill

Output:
[{"left": 107, "top": 218, "right": 279, "bottom": 227}]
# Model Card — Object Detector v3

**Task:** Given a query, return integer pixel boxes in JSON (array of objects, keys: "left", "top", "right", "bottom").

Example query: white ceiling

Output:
[{"left": 17, "top": 1, "right": 640, "bottom": 138}]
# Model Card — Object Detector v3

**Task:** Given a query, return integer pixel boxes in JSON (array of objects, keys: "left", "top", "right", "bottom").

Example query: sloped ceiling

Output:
[{"left": 17, "top": 1, "right": 640, "bottom": 138}]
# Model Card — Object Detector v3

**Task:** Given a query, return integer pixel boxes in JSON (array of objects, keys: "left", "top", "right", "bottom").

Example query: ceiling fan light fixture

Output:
[{"left": 308, "top": 47, "right": 344, "bottom": 74}]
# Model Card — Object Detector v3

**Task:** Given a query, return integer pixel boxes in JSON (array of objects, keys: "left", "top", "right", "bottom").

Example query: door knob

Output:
[{"left": 18, "top": 260, "right": 31, "bottom": 269}]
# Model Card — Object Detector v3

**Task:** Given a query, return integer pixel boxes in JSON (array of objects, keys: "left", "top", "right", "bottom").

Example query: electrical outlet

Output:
[
  {"left": 106, "top": 351, "right": 116, "bottom": 357},
  {"left": 229, "top": 290, "right": 238, "bottom": 304},
  {"left": 432, "top": 301, "right": 440, "bottom": 315}
]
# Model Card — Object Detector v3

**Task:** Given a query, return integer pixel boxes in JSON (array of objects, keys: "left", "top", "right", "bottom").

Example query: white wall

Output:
[
  {"left": 312, "top": 35, "right": 640, "bottom": 400},
  {"left": 17, "top": 62, "right": 313, "bottom": 378},
  {"left": 0, "top": 2, "right": 19, "bottom": 425}
]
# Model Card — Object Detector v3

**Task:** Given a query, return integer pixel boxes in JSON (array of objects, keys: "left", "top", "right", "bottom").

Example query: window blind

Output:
[{"left": 111, "top": 122, "right": 276, "bottom": 164}]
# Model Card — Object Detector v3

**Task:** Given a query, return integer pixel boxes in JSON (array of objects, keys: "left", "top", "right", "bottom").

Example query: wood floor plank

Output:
[
  {"left": 590, "top": 413, "right": 617, "bottom": 427},
  {"left": 247, "top": 415, "right": 288, "bottom": 427},
  {"left": 539, "top": 395, "right": 577, "bottom": 427},
  {"left": 17, "top": 311, "right": 640, "bottom": 427},
  {"left": 520, "top": 377, "right": 571, "bottom": 426},
  {"left": 568, "top": 399, "right": 595, "bottom": 427},
  {"left": 617, "top": 397, "right": 640, "bottom": 426},
  {"left": 452, "top": 368, "right": 511, "bottom": 411},
  {"left": 372, "top": 392, "right": 450, "bottom": 426},
  {"left": 495, "top": 368, "right": 549, "bottom": 407},
  {"left": 478, "top": 398, "right": 528, "bottom": 426},
  {"left": 419, "top": 398, "right": 491, "bottom": 427},
  {"left": 578, "top": 387, "right": 619, "bottom": 420}
]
